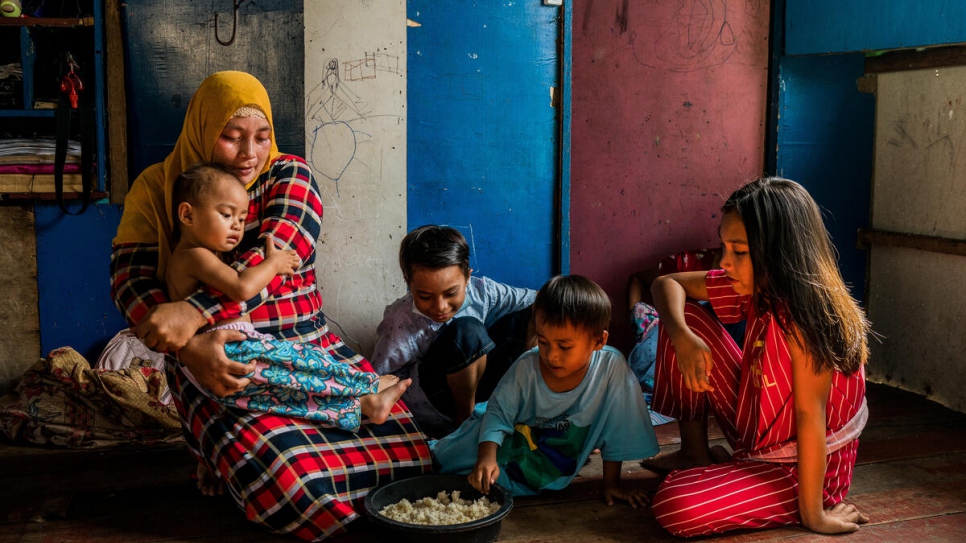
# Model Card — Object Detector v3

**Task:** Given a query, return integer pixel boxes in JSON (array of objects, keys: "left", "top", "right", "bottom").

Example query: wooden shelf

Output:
[
  {"left": 0, "top": 191, "right": 108, "bottom": 201},
  {"left": 0, "top": 109, "right": 57, "bottom": 117},
  {"left": 0, "top": 17, "right": 94, "bottom": 27}
]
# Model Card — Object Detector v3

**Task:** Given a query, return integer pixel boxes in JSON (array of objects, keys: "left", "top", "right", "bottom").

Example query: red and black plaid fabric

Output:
[
  {"left": 113, "top": 156, "right": 432, "bottom": 540},
  {"left": 111, "top": 157, "right": 327, "bottom": 342},
  {"left": 167, "top": 336, "right": 431, "bottom": 541}
]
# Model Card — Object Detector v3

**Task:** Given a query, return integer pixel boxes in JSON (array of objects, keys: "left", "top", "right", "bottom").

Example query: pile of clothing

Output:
[{"left": 0, "top": 138, "right": 83, "bottom": 194}]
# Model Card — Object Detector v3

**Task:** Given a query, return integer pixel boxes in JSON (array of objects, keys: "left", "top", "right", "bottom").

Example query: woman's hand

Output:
[
  {"left": 134, "top": 301, "right": 208, "bottom": 352},
  {"left": 805, "top": 502, "right": 868, "bottom": 534},
  {"left": 178, "top": 329, "right": 254, "bottom": 397},
  {"left": 674, "top": 331, "right": 715, "bottom": 392}
]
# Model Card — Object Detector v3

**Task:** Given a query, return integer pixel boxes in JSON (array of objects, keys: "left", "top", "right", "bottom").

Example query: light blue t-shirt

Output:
[
  {"left": 431, "top": 346, "right": 660, "bottom": 496},
  {"left": 370, "top": 275, "right": 536, "bottom": 427}
]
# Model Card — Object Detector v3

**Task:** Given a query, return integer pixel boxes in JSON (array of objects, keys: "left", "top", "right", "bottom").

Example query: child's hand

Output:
[
  {"left": 263, "top": 236, "right": 300, "bottom": 276},
  {"left": 602, "top": 482, "right": 650, "bottom": 509},
  {"left": 674, "top": 331, "right": 715, "bottom": 392},
  {"left": 468, "top": 460, "right": 501, "bottom": 495},
  {"left": 805, "top": 502, "right": 868, "bottom": 534}
]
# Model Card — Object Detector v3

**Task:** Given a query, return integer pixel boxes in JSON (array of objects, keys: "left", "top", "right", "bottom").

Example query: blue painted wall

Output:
[
  {"left": 35, "top": 202, "right": 127, "bottom": 361},
  {"left": 786, "top": 0, "right": 966, "bottom": 55},
  {"left": 406, "top": 2, "right": 559, "bottom": 290},
  {"left": 774, "top": 0, "right": 966, "bottom": 301},
  {"left": 772, "top": 54, "right": 875, "bottom": 299}
]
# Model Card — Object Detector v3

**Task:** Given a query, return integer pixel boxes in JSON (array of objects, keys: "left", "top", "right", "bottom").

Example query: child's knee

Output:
[
  {"left": 426, "top": 317, "right": 494, "bottom": 371},
  {"left": 651, "top": 474, "right": 716, "bottom": 537}
]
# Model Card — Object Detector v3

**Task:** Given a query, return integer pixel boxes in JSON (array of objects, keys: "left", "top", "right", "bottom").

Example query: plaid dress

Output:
[{"left": 113, "top": 156, "right": 431, "bottom": 540}]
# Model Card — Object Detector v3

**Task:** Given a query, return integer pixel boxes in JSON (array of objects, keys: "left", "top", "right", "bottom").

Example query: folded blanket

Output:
[{"left": 0, "top": 164, "right": 81, "bottom": 174}]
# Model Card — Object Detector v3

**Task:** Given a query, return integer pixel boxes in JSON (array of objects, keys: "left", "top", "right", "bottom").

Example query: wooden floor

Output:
[{"left": 2, "top": 381, "right": 965, "bottom": 542}]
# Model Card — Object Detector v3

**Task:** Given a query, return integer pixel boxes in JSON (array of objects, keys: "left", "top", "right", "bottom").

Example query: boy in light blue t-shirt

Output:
[{"left": 432, "top": 275, "right": 660, "bottom": 506}]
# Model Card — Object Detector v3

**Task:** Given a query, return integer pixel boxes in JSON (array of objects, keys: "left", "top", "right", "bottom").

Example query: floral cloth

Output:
[
  {"left": 0, "top": 347, "right": 182, "bottom": 447},
  {"left": 192, "top": 323, "right": 378, "bottom": 432}
]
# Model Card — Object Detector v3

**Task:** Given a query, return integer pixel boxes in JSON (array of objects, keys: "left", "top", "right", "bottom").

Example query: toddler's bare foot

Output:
[
  {"left": 377, "top": 374, "right": 399, "bottom": 392},
  {"left": 195, "top": 463, "right": 225, "bottom": 497},
  {"left": 640, "top": 444, "right": 731, "bottom": 474},
  {"left": 362, "top": 378, "right": 411, "bottom": 425}
]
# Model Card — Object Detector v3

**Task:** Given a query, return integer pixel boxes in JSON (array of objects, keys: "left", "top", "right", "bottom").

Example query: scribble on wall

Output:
[
  {"left": 345, "top": 52, "right": 401, "bottom": 82},
  {"left": 631, "top": 0, "right": 738, "bottom": 72},
  {"left": 306, "top": 53, "right": 402, "bottom": 191},
  {"left": 306, "top": 57, "right": 369, "bottom": 187}
]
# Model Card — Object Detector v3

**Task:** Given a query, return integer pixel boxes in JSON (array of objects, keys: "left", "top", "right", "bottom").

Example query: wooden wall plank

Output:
[
  {"left": 0, "top": 206, "right": 40, "bottom": 395},
  {"left": 105, "top": 0, "right": 128, "bottom": 203}
]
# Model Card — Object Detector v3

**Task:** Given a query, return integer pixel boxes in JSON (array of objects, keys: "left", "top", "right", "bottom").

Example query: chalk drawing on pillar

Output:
[{"left": 306, "top": 53, "right": 402, "bottom": 194}]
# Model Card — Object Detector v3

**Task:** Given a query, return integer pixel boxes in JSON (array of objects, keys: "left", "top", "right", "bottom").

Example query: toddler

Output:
[{"left": 166, "top": 163, "right": 408, "bottom": 430}]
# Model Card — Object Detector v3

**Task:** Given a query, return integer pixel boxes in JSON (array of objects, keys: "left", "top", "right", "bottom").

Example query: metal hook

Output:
[{"left": 214, "top": 0, "right": 244, "bottom": 46}]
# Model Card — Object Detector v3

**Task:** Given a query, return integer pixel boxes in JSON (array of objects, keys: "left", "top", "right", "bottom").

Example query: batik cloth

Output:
[{"left": 189, "top": 322, "right": 378, "bottom": 432}]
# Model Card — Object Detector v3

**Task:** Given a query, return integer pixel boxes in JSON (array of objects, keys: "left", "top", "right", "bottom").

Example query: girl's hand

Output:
[
  {"left": 674, "top": 331, "right": 715, "bottom": 392},
  {"left": 805, "top": 502, "right": 868, "bottom": 534},
  {"left": 263, "top": 236, "right": 300, "bottom": 276},
  {"left": 468, "top": 460, "right": 500, "bottom": 494},
  {"left": 602, "top": 482, "right": 650, "bottom": 509}
]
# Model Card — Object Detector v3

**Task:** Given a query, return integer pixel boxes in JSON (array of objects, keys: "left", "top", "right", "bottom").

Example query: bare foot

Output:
[
  {"left": 709, "top": 444, "right": 732, "bottom": 464},
  {"left": 361, "top": 378, "right": 411, "bottom": 425},
  {"left": 640, "top": 444, "right": 732, "bottom": 474},
  {"left": 195, "top": 463, "right": 225, "bottom": 497},
  {"left": 377, "top": 374, "right": 399, "bottom": 392}
]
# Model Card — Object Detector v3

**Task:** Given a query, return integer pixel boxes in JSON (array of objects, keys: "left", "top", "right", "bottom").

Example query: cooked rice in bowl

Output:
[{"left": 379, "top": 490, "right": 501, "bottom": 525}]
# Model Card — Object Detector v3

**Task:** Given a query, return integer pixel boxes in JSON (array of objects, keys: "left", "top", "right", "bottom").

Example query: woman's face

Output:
[
  {"left": 211, "top": 115, "right": 272, "bottom": 185},
  {"left": 718, "top": 211, "right": 755, "bottom": 295}
]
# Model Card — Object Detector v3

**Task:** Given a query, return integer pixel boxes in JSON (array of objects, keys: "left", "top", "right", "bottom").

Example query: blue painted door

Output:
[{"left": 407, "top": 2, "right": 559, "bottom": 290}]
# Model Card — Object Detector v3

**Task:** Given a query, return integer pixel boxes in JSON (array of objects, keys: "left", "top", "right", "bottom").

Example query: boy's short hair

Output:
[
  {"left": 533, "top": 275, "right": 611, "bottom": 337},
  {"left": 398, "top": 225, "right": 471, "bottom": 284},
  {"left": 172, "top": 162, "right": 243, "bottom": 210}
]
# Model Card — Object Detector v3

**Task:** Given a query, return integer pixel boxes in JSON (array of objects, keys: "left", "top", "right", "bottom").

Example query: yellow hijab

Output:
[{"left": 114, "top": 71, "right": 280, "bottom": 278}]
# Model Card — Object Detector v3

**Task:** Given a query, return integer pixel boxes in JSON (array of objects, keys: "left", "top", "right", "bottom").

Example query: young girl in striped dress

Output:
[{"left": 646, "top": 177, "right": 872, "bottom": 536}]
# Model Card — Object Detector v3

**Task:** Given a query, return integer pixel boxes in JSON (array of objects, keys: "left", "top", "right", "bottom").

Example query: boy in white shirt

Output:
[{"left": 370, "top": 225, "right": 536, "bottom": 436}]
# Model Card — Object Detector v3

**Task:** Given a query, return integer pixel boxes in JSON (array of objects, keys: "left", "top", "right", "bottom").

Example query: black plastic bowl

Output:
[{"left": 364, "top": 474, "right": 514, "bottom": 543}]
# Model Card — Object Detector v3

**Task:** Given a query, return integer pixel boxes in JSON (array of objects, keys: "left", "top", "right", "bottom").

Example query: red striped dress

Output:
[{"left": 649, "top": 269, "right": 865, "bottom": 537}]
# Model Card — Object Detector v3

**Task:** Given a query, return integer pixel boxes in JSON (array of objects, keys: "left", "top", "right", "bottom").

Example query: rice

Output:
[{"left": 379, "top": 490, "right": 501, "bottom": 525}]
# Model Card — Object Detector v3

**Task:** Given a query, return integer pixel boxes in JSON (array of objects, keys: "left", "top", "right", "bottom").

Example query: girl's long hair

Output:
[{"left": 723, "top": 177, "right": 870, "bottom": 374}]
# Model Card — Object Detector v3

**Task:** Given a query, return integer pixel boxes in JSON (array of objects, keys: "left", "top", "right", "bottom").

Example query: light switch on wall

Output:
[{"left": 543, "top": 0, "right": 562, "bottom": 6}]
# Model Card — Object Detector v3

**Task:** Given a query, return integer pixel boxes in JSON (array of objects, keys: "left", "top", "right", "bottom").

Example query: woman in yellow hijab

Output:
[{"left": 110, "top": 71, "right": 430, "bottom": 541}]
